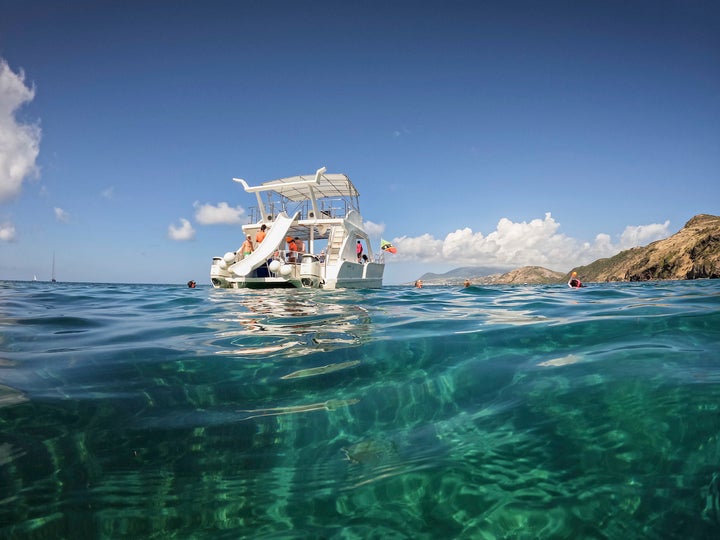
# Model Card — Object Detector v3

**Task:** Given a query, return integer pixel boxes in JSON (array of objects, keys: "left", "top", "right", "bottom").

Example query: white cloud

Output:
[
  {"left": 392, "top": 233, "right": 445, "bottom": 260},
  {"left": 193, "top": 201, "right": 247, "bottom": 225},
  {"left": 0, "top": 221, "right": 16, "bottom": 241},
  {"left": 618, "top": 221, "right": 670, "bottom": 249},
  {"left": 54, "top": 207, "right": 70, "bottom": 222},
  {"left": 168, "top": 218, "right": 195, "bottom": 241},
  {"left": 390, "top": 214, "right": 673, "bottom": 272},
  {"left": 101, "top": 186, "right": 115, "bottom": 199},
  {"left": 0, "top": 59, "right": 41, "bottom": 201},
  {"left": 363, "top": 220, "right": 385, "bottom": 238}
]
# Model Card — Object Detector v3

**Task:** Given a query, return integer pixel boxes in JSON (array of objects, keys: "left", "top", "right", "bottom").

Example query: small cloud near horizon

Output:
[
  {"left": 168, "top": 218, "right": 195, "bottom": 241},
  {"left": 0, "top": 58, "right": 41, "bottom": 202},
  {"left": 194, "top": 201, "right": 247, "bottom": 225},
  {"left": 391, "top": 213, "right": 671, "bottom": 273}
]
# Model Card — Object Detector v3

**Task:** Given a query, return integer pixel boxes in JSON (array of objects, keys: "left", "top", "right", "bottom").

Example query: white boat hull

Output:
[{"left": 211, "top": 258, "right": 383, "bottom": 290}]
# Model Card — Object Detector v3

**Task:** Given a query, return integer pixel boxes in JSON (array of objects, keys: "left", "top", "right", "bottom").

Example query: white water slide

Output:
[{"left": 230, "top": 212, "right": 298, "bottom": 277}]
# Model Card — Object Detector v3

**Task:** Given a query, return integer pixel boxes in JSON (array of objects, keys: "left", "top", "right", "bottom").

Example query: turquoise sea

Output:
[{"left": 1, "top": 280, "right": 719, "bottom": 539}]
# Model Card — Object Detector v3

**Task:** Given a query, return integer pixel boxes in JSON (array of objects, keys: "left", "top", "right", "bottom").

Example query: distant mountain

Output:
[
  {"left": 478, "top": 266, "right": 566, "bottom": 285},
  {"left": 414, "top": 214, "right": 720, "bottom": 286},
  {"left": 418, "top": 266, "right": 508, "bottom": 283},
  {"left": 418, "top": 265, "right": 564, "bottom": 286}
]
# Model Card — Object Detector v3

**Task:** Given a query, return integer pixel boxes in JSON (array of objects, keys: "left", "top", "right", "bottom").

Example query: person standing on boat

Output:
[
  {"left": 239, "top": 235, "right": 254, "bottom": 259},
  {"left": 356, "top": 240, "right": 363, "bottom": 262},
  {"left": 255, "top": 224, "right": 267, "bottom": 244}
]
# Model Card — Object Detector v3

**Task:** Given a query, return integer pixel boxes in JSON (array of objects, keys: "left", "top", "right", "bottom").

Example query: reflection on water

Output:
[
  {"left": 281, "top": 360, "right": 361, "bottom": 380},
  {"left": 209, "top": 289, "right": 373, "bottom": 359},
  {"left": 1, "top": 281, "right": 720, "bottom": 538},
  {"left": 237, "top": 398, "right": 361, "bottom": 421}
]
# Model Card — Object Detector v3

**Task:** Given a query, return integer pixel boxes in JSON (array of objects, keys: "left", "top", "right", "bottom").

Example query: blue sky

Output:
[{"left": 1, "top": 0, "right": 718, "bottom": 285}]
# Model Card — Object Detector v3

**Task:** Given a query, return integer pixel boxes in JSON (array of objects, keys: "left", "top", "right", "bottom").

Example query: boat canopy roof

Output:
[
  {"left": 257, "top": 172, "right": 359, "bottom": 202},
  {"left": 236, "top": 168, "right": 362, "bottom": 223}
]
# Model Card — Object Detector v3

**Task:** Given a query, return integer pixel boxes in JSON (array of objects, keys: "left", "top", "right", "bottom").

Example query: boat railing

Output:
[
  {"left": 268, "top": 249, "right": 307, "bottom": 265},
  {"left": 248, "top": 198, "right": 356, "bottom": 223},
  {"left": 222, "top": 245, "right": 380, "bottom": 268}
]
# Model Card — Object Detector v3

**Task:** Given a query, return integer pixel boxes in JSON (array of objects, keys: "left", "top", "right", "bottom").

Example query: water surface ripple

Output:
[{"left": 1, "top": 280, "right": 719, "bottom": 538}]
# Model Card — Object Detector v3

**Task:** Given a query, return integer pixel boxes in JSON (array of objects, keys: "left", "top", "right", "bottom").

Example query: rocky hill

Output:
[
  {"left": 569, "top": 214, "right": 720, "bottom": 282},
  {"left": 482, "top": 266, "right": 566, "bottom": 285},
  {"left": 418, "top": 266, "right": 508, "bottom": 283},
  {"left": 415, "top": 214, "right": 720, "bottom": 285},
  {"left": 417, "top": 265, "right": 564, "bottom": 286}
]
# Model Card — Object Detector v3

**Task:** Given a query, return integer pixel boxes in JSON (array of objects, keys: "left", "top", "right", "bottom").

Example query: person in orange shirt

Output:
[
  {"left": 286, "top": 236, "right": 298, "bottom": 262},
  {"left": 255, "top": 224, "right": 267, "bottom": 243},
  {"left": 294, "top": 237, "right": 305, "bottom": 253}
]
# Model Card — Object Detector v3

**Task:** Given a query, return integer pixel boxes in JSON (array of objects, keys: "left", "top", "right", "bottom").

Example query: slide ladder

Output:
[{"left": 230, "top": 212, "right": 298, "bottom": 277}]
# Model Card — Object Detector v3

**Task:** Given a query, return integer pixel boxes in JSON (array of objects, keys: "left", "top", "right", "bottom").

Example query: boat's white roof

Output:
[{"left": 260, "top": 173, "right": 359, "bottom": 202}]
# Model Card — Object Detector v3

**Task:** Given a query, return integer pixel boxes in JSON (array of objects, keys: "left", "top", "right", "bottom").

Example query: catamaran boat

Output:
[{"left": 210, "top": 167, "right": 385, "bottom": 289}]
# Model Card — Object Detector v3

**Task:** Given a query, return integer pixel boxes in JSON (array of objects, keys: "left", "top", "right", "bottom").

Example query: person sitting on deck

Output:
[
  {"left": 286, "top": 236, "right": 298, "bottom": 262},
  {"left": 294, "top": 237, "right": 305, "bottom": 253}
]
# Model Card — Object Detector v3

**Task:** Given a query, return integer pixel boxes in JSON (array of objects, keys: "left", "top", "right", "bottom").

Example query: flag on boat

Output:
[{"left": 380, "top": 239, "right": 397, "bottom": 254}]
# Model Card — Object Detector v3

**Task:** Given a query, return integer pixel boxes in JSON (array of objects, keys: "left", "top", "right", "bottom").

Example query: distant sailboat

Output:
[
  {"left": 33, "top": 274, "right": 37, "bottom": 281},
  {"left": 51, "top": 252, "right": 57, "bottom": 283}
]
